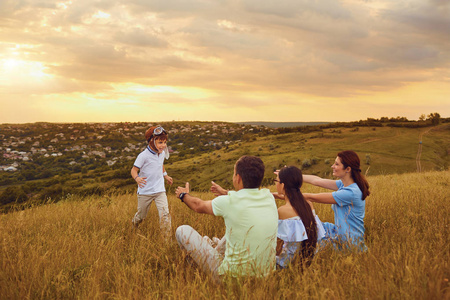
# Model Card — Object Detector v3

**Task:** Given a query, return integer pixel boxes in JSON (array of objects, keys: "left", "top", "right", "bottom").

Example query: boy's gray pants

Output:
[{"left": 132, "top": 192, "right": 171, "bottom": 235}]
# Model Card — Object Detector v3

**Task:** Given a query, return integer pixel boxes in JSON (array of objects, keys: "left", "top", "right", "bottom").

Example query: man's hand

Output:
[
  {"left": 164, "top": 175, "right": 173, "bottom": 185},
  {"left": 210, "top": 181, "right": 227, "bottom": 196},
  {"left": 175, "top": 182, "right": 190, "bottom": 198}
]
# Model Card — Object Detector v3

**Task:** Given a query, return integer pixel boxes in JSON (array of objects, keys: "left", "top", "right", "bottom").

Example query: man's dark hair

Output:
[{"left": 235, "top": 156, "right": 265, "bottom": 188}]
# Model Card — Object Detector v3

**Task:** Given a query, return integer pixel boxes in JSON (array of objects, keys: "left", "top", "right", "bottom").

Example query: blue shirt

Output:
[{"left": 331, "top": 180, "right": 365, "bottom": 245}]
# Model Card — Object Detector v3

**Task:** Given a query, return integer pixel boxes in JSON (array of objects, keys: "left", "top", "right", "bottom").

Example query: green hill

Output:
[
  {"left": 165, "top": 124, "right": 449, "bottom": 191},
  {"left": 236, "top": 121, "right": 330, "bottom": 128},
  {"left": 1, "top": 121, "right": 449, "bottom": 212}
]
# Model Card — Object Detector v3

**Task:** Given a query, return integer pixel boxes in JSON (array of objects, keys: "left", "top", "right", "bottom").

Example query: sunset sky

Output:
[{"left": 0, "top": 0, "right": 449, "bottom": 123}]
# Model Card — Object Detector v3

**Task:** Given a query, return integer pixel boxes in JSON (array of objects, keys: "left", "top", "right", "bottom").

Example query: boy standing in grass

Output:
[{"left": 131, "top": 126, "right": 173, "bottom": 237}]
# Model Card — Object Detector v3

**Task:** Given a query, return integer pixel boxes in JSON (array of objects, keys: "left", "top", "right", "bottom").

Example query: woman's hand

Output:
[{"left": 272, "top": 192, "right": 285, "bottom": 200}]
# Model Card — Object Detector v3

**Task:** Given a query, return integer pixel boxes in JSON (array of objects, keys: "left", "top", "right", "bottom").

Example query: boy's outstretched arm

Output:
[{"left": 162, "top": 166, "right": 173, "bottom": 185}]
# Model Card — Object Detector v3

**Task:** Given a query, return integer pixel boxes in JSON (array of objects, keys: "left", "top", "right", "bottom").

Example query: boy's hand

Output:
[
  {"left": 210, "top": 181, "right": 227, "bottom": 196},
  {"left": 175, "top": 182, "right": 190, "bottom": 198},
  {"left": 136, "top": 177, "right": 147, "bottom": 188},
  {"left": 164, "top": 175, "right": 173, "bottom": 185}
]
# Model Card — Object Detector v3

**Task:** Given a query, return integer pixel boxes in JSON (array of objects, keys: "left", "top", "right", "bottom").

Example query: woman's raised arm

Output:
[
  {"left": 303, "top": 174, "right": 338, "bottom": 191},
  {"left": 303, "top": 192, "right": 337, "bottom": 204}
]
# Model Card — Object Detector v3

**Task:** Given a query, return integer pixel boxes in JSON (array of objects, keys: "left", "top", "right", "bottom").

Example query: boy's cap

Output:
[
  {"left": 145, "top": 126, "right": 157, "bottom": 141},
  {"left": 145, "top": 126, "right": 167, "bottom": 141}
]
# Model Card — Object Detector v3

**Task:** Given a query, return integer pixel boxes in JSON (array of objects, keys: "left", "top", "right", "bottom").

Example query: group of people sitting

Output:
[
  {"left": 175, "top": 151, "right": 370, "bottom": 281},
  {"left": 130, "top": 126, "right": 370, "bottom": 282}
]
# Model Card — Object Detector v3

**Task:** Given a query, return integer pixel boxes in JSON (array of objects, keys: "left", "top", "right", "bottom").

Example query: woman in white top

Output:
[{"left": 274, "top": 166, "right": 325, "bottom": 269}]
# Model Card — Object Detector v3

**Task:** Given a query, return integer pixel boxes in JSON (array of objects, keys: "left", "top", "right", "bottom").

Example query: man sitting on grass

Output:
[{"left": 175, "top": 155, "right": 278, "bottom": 281}]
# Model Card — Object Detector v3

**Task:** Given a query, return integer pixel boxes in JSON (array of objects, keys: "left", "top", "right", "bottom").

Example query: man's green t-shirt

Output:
[{"left": 212, "top": 188, "right": 278, "bottom": 277}]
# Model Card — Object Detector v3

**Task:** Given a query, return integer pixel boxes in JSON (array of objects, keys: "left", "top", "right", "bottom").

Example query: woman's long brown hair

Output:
[
  {"left": 337, "top": 150, "right": 370, "bottom": 199},
  {"left": 279, "top": 166, "right": 317, "bottom": 266}
]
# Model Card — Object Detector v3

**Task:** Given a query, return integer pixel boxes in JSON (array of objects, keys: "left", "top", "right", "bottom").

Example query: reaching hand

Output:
[
  {"left": 210, "top": 181, "right": 227, "bottom": 196},
  {"left": 273, "top": 167, "right": 285, "bottom": 176},
  {"left": 272, "top": 192, "right": 285, "bottom": 200},
  {"left": 175, "top": 182, "right": 190, "bottom": 198}
]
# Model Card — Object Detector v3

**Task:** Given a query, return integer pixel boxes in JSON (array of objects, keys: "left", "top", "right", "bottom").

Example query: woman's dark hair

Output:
[
  {"left": 337, "top": 150, "right": 370, "bottom": 199},
  {"left": 279, "top": 166, "right": 317, "bottom": 265},
  {"left": 235, "top": 156, "right": 265, "bottom": 188}
]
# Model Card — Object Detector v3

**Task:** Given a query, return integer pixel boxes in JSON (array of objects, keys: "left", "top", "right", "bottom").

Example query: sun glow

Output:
[
  {"left": 2, "top": 58, "right": 20, "bottom": 70},
  {"left": 1, "top": 58, "right": 51, "bottom": 80}
]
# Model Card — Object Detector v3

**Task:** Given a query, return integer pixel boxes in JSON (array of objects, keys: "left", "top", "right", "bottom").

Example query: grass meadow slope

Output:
[
  {"left": 165, "top": 124, "right": 450, "bottom": 191},
  {"left": 1, "top": 122, "right": 448, "bottom": 214},
  {"left": 1, "top": 170, "right": 449, "bottom": 299}
]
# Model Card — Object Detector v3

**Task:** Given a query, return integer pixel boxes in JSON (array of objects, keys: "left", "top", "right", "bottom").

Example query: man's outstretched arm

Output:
[{"left": 176, "top": 182, "right": 214, "bottom": 215}]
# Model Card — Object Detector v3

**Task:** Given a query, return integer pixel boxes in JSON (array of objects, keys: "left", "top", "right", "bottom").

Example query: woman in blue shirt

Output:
[{"left": 303, "top": 150, "right": 370, "bottom": 250}]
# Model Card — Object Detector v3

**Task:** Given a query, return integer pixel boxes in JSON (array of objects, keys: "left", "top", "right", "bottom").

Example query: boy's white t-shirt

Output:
[{"left": 134, "top": 146, "right": 166, "bottom": 195}]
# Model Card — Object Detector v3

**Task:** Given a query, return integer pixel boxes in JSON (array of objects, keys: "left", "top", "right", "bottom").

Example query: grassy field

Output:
[{"left": 1, "top": 170, "right": 449, "bottom": 299}]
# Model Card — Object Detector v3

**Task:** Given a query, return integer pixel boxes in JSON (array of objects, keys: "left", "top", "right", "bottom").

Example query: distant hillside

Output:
[
  {"left": 237, "top": 121, "right": 330, "bottom": 128},
  {"left": 167, "top": 123, "right": 450, "bottom": 192},
  {"left": 1, "top": 119, "right": 449, "bottom": 212}
]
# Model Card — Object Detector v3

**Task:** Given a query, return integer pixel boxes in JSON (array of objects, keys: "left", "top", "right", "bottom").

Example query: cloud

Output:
[
  {"left": 0, "top": 0, "right": 448, "bottom": 123},
  {"left": 114, "top": 28, "right": 168, "bottom": 47}
]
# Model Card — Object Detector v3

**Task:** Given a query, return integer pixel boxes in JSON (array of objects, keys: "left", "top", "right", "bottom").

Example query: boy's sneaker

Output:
[{"left": 131, "top": 220, "right": 140, "bottom": 230}]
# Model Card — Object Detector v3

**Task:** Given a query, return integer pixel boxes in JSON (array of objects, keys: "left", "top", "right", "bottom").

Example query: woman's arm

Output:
[
  {"left": 272, "top": 192, "right": 285, "bottom": 200},
  {"left": 303, "top": 192, "right": 337, "bottom": 204},
  {"left": 303, "top": 175, "right": 338, "bottom": 191}
]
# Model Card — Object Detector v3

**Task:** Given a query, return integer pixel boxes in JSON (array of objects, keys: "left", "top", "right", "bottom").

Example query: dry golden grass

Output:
[{"left": 1, "top": 171, "right": 449, "bottom": 299}]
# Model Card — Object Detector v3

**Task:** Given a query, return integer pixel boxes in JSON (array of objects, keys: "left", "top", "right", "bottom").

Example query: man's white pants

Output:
[{"left": 175, "top": 225, "right": 226, "bottom": 280}]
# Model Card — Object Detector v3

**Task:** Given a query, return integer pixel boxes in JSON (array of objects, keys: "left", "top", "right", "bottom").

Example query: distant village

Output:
[{"left": 0, "top": 122, "right": 270, "bottom": 173}]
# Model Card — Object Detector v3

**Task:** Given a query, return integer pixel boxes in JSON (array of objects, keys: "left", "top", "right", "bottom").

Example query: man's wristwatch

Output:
[{"left": 179, "top": 192, "right": 187, "bottom": 202}]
